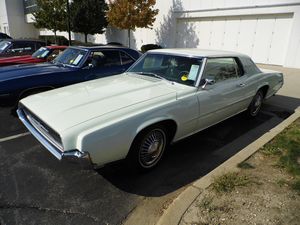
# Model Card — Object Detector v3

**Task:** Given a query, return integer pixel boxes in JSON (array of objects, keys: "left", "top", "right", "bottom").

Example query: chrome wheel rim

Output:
[
  {"left": 251, "top": 93, "right": 262, "bottom": 115},
  {"left": 138, "top": 129, "right": 166, "bottom": 168}
]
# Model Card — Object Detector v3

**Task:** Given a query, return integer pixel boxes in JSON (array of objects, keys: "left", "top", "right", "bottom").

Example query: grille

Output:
[{"left": 23, "top": 107, "right": 63, "bottom": 151}]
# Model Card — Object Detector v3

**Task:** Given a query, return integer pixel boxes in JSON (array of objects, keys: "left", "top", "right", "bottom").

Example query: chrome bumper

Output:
[{"left": 17, "top": 108, "right": 87, "bottom": 160}]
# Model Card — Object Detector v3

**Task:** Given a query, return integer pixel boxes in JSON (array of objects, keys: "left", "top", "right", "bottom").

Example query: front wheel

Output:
[
  {"left": 127, "top": 125, "right": 168, "bottom": 171},
  {"left": 246, "top": 90, "right": 264, "bottom": 117}
]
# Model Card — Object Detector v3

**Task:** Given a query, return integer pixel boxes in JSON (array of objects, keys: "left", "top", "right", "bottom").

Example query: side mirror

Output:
[
  {"left": 83, "top": 63, "right": 94, "bottom": 69},
  {"left": 201, "top": 78, "right": 216, "bottom": 89}
]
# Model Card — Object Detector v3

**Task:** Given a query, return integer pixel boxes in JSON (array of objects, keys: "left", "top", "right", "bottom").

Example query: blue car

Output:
[{"left": 0, "top": 46, "right": 141, "bottom": 107}]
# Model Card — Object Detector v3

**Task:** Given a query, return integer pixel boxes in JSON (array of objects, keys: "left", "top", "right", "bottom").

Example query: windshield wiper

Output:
[{"left": 133, "top": 71, "right": 171, "bottom": 82}]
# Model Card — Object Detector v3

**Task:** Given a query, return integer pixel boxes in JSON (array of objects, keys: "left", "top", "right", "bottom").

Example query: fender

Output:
[
  {"left": 135, "top": 116, "right": 178, "bottom": 137},
  {"left": 19, "top": 85, "right": 55, "bottom": 98}
]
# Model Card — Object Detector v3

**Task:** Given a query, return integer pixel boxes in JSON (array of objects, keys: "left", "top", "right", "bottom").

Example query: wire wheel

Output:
[
  {"left": 138, "top": 128, "right": 166, "bottom": 168},
  {"left": 250, "top": 91, "right": 263, "bottom": 116}
]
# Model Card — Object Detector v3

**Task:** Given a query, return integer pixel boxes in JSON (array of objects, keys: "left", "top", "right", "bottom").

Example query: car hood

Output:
[
  {"left": 0, "top": 63, "right": 75, "bottom": 81},
  {"left": 20, "top": 74, "right": 178, "bottom": 132}
]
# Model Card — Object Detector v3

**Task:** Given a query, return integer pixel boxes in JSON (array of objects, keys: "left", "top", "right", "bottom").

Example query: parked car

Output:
[
  {"left": 0, "top": 46, "right": 141, "bottom": 107},
  {"left": 0, "top": 45, "right": 67, "bottom": 67},
  {"left": 0, "top": 39, "right": 46, "bottom": 58},
  {"left": 0, "top": 32, "right": 12, "bottom": 42},
  {"left": 17, "top": 49, "right": 283, "bottom": 171}
]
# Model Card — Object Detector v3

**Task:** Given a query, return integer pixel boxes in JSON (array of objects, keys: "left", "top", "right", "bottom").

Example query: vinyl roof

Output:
[{"left": 149, "top": 48, "right": 248, "bottom": 58}]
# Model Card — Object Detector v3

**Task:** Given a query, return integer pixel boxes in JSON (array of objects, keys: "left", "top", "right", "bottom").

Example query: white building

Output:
[
  {"left": 109, "top": 0, "right": 300, "bottom": 69},
  {"left": 1, "top": 0, "right": 300, "bottom": 68},
  {"left": 0, "top": 0, "right": 37, "bottom": 38}
]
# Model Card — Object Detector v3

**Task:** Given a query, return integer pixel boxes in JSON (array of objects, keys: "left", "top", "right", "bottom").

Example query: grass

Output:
[
  {"left": 262, "top": 118, "right": 300, "bottom": 192},
  {"left": 237, "top": 162, "right": 255, "bottom": 169},
  {"left": 212, "top": 172, "right": 252, "bottom": 193}
]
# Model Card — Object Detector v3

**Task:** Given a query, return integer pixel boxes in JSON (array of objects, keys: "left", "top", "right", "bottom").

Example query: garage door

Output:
[{"left": 175, "top": 14, "right": 293, "bottom": 65}]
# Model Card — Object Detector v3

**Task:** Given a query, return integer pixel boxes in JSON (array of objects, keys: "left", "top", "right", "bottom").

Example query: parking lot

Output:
[{"left": 0, "top": 92, "right": 298, "bottom": 225}]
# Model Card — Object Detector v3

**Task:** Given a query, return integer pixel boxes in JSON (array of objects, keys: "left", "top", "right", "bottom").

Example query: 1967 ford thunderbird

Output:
[{"left": 17, "top": 49, "right": 284, "bottom": 170}]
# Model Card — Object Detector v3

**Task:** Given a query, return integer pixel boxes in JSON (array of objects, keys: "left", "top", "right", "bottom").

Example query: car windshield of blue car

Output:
[
  {"left": 32, "top": 47, "right": 50, "bottom": 59},
  {"left": 53, "top": 48, "right": 87, "bottom": 66},
  {"left": 128, "top": 53, "right": 203, "bottom": 86},
  {"left": 0, "top": 41, "right": 10, "bottom": 53}
]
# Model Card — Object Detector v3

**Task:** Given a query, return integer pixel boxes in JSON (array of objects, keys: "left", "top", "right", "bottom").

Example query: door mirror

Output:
[
  {"left": 83, "top": 63, "right": 94, "bottom": 70},
  {"left": 201, "top": 78, "right": 215, "bottom": 89}
]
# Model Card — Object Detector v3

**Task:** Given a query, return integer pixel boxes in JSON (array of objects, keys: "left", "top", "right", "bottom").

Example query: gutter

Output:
[{"left": 174, "top": 2, "right": 300, "bottom": 14}]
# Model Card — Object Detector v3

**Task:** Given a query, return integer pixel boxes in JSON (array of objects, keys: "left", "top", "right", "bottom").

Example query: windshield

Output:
[
  {"left": 0, "top": 41, "right": 10, "bottom": 53},
  {"left": 53, "top": 48, "right": 87, "bottom": 66},
  {"left": 32, "top": 47, "right": 51, "bottom": 59},
  {"left": 128, "top": 53, "right": 203, "bottom": 86}
]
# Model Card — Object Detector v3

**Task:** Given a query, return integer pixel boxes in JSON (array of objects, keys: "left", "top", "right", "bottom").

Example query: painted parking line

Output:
[{"left": 0, "top": 132, "right": 30, "bottom": 143}]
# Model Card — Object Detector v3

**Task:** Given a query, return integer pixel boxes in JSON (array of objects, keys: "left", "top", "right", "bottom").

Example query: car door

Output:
[
  {"left": 196, "top": 57, "right": 248, "bottom": 130},
  {"left": 84, "top": 50, "right": 127, "bottom": 80}
]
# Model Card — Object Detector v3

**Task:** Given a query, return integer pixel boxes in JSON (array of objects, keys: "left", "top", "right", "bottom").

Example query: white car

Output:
[{"left": 17, "top": 49, "right": 284, "bottom": 170}]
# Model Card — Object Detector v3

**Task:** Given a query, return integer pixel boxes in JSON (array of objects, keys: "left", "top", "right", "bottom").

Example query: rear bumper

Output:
[{"left": 17, "top": 108, "right": 89, "bottom": 161}]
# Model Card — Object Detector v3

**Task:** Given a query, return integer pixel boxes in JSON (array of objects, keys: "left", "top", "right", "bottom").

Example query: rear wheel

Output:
[
  {"left": 127, "top": 125, "right": 168, "bottom": 171},
  {"left": 246, "top": 90, "right": 264, "bottom": 117}
]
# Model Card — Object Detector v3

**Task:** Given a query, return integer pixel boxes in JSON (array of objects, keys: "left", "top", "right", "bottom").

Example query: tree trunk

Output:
[
  {"left": 128, "top": 29, "right": 130, "bottom": 48},
  {"left": 54, "top": 30, "right": 57, "bottom": 44},
  {"left": 84, "top": 33, "right": 88, "bottom": 43}
]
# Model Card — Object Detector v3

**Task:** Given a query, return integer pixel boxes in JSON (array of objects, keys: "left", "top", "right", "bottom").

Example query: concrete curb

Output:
[{"left": 157, "top": 106, "right": 300, "bottom": 225}]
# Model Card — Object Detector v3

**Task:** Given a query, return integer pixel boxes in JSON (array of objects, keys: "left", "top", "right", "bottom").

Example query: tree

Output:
[
  {"left": 107, "top": 0, "right": 159, "bottom": 47},
  {"left": 33, "top": 0, "right": 67, "bottom": 44},
  {"left": 70, "top": 0, "right": 108, "bottom": 43}
]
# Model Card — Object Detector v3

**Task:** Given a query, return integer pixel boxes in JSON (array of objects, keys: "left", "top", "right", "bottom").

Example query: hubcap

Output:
[
  {"left": 251, "top": 94, "right": 262, "bottom": 115},
  {"left": 139, "top": 129, "right": 166, "bottom": 168}
]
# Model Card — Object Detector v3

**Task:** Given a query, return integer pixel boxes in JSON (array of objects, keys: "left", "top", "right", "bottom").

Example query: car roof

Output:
[
  {"left": 149, "top": 48, "right": 248, "bottom": 58},
  {"left": 5, "top": 39, "right": 46, "bottom": 43},
  {"left": 71, "top": 45, "right": 133, "bottom": 51}
]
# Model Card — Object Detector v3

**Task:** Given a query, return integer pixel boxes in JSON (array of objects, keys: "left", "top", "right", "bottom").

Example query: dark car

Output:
[
  {"left": 0, "top": 45, "right": 67, "bottom": 67},
  {"left": 0, "top": 46, "right": 141, "bottom": 107},
  {"left": 0, "top": 39, "right": 46, "bottom": 58},
  {"left": 0, "top": 32, "right": 12, "bottom": 42}
]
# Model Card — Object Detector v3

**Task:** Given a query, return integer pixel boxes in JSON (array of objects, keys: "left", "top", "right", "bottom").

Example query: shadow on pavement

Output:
[{"left": 98, "top": 97, "right": 295, "bottom": 197}]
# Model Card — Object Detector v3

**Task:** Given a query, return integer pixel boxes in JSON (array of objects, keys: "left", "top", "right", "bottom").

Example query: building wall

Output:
[
  {"left": 0, "top": 0, "right": 9, "bottom": 34},
  {"left": 101, "top": 0, "right": 300, "bottom": 68},
  {"left": 6, "top": 0, "right": 38, "bottom": 38},
  {"left": 11, "top": 0, "right": 300, "bottom": 68}
]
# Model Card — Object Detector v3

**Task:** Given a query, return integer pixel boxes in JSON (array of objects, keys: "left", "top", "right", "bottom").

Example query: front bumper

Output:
[{"left": 17, "top": 108, "right": 88, "bottom": 160}]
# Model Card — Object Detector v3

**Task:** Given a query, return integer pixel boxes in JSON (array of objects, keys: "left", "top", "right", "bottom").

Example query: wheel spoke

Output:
[{"left": 138, "top": 129, "right": 166, "bottom": 167}]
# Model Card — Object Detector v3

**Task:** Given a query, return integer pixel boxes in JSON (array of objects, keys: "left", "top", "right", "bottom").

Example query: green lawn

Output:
[{"left": 262, "top": 118, "right": 300, "bottom": 192}]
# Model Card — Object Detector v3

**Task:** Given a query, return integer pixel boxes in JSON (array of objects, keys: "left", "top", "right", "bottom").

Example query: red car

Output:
[{"left": 0, "top": 45, "right": 67, "bottom": 67}]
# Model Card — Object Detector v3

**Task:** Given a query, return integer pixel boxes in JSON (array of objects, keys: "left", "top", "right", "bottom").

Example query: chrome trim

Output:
[
  {"left": 23, "top": 108, "right": 63, "bottom": 151},
  {"left": 17, "top": 109, "right": 86, "bottom": 160},
  {"left": 196, "top": 57, "right": 207, "bottom": 87}
]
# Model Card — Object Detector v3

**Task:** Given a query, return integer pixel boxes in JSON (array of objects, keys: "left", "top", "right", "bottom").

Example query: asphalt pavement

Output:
[{"left": 0, "top": 94, "right": 296, "bottom": 225}]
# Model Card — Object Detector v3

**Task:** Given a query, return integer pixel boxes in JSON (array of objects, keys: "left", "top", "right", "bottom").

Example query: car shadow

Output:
[{"left": 97, "top": 95, "right": 299, "bottom": 197}]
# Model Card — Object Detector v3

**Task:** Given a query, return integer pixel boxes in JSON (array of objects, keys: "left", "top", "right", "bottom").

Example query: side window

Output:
[
  {"left": 86, "top": 50, "right": 121, "bottom": 68},
  {"left": 8, "top": 42, "right": 34, "bottom": 53},
  {"left": 202, "top": 58, "right": 240, "bottom": 83},
  {"left": 102, "top": 50, "right": 121, "bottom": 66},
  {"left": 120, "top": 51, "right": 134, "bottom": 65}
]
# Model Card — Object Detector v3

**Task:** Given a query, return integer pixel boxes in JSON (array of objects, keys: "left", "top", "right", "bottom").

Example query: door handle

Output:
[{"left": 238, "top": 83, "right": 246, "bottom": 87}]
